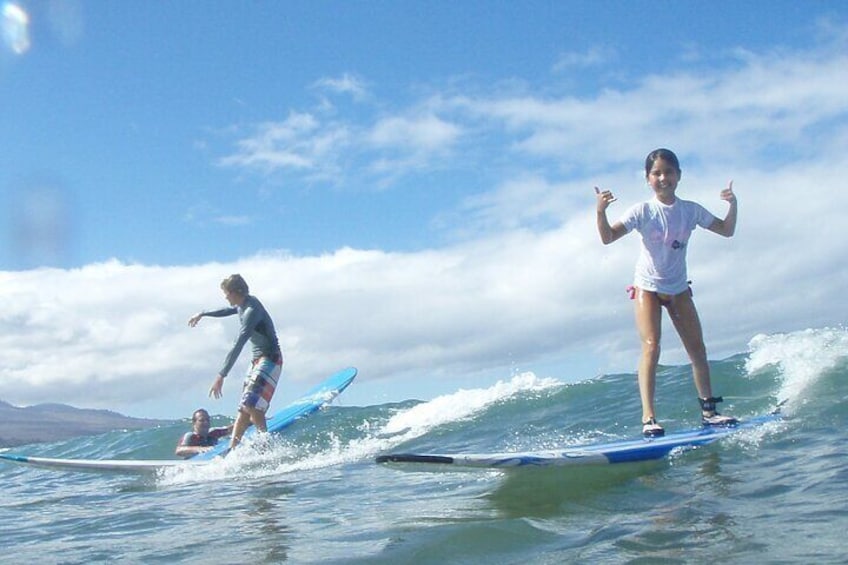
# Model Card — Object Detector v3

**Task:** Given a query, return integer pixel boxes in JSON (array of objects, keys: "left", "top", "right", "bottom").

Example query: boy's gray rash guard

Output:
[{"left": 202, "top": 295, "right": 282, "bottom": 378}]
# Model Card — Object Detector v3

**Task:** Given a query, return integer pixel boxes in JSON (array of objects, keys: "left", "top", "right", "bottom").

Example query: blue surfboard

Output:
[
  {"left": 192, "top": 366, "right": 357, "bottom": 461},
  {"left": 376, "top": 413, "right": 781, "bottom": 468},
  {"left": 0, "top": 367, "right": 357, "bottom": 473}
]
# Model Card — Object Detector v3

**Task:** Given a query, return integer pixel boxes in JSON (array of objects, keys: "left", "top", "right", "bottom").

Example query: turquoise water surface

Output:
[{"left": 1, "top": 327, "right": 846, "bottom": 563}]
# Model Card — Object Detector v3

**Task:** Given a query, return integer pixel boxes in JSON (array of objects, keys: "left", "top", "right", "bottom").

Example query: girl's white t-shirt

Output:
[{"left": 619, "top": 197, "right": 717, "bottom": 295}]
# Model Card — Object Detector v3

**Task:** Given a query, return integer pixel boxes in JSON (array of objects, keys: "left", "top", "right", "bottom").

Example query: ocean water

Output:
[{"left": 1, "top": 326, "right": 847, "bottom": 564}]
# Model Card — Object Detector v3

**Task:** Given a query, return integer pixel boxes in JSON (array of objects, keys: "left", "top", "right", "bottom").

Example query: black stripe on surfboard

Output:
[{"left": 375, "top": 454, "right": 455, "bottom": 464}]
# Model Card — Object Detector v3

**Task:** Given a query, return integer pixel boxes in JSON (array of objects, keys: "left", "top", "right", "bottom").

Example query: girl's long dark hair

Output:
[{"left": 645, "top": 148, "right": 681, "bottom": 175}]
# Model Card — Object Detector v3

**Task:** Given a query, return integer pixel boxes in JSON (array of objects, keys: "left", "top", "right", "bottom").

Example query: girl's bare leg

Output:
[
  {"left": 667, "top": 291, "right": 714, "bottom": 411},
  {"left": 634, "top": 289, "right": 663, "bottom": 422}
]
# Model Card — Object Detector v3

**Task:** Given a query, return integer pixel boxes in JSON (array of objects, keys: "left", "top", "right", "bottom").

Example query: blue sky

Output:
[{"left": 2, "top": 1, "right": 847, "bottom": 419}]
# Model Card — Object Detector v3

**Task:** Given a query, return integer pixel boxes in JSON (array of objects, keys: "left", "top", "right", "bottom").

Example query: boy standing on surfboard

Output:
[
  {"left": 595, "top": 148, "right": 738, "bottom": 438},
  {"left": 188, "top": 274, "right": 283, "bottom": 451}
]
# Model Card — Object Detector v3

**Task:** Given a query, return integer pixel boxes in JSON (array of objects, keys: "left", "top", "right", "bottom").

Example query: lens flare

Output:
[{"left": 2, "top": 2, "right": 30, "bottom": 55}]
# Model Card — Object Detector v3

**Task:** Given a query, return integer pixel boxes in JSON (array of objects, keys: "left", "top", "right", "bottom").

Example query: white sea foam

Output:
[
  {"left": 158, "top": 371, "right": 561, "bottom": 485},
  {"left": 745, "top": 326, "right": 848, "bottom": 415},
  {"left": 381, "top": 371, "right": 560, "bottom": 435}
]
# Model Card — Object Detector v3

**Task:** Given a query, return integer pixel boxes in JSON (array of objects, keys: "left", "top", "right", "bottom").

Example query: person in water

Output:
[
  {"left": 175, "top": 408, "right": 233, "bottom": 458},
  {"left": 595, "top": 148, "right": 738, "bottom": 438},
  {"left": 188, "top": 274, "right": 283, "bottom": 451}
]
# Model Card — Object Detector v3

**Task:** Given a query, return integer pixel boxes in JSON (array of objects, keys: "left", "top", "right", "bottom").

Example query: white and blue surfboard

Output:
[
  {"left": 376, "top": 413, "right": 781, "bottom": 468},
  {"left": 0, "top": 367, "right": 357, "bottom": 474},
  {"left": 0, "top": 453, "right": 190, "bottom": 473}
]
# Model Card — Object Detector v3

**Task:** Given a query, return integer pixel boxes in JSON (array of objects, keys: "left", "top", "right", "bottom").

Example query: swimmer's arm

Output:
[{"left": 175, "top": 444, "right": 211, "bottom": 458}]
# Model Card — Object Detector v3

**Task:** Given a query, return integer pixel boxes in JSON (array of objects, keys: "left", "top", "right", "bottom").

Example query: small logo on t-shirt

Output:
[{"left": 671, "top": 240, "right": 686, "bottom": 250}]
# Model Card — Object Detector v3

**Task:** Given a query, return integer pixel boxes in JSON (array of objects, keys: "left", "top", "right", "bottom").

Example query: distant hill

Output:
[{"left": 0, "top": 399, "right": 168, "bottom": 448}]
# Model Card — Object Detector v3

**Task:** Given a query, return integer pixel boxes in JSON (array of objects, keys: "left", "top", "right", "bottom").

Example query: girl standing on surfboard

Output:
[{"left": 595, "top": 148, "right": 738, "bottom": 438}]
